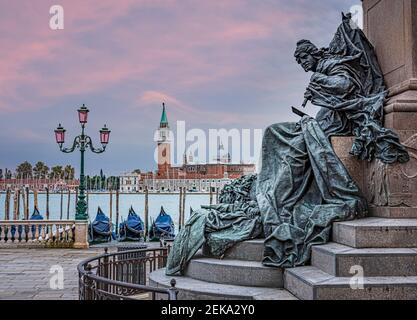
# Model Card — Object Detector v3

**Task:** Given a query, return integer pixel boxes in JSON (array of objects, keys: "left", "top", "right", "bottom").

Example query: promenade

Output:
[{"left": 0, "top": 247, "right": 105, "bottom": 300}]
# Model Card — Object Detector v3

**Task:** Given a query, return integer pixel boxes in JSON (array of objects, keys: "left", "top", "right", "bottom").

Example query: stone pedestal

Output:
[
  {"left": 73, "top": 221, "right": 89, "bottom": 249},
  {"left": 330, "top": 136, "right": 365, "bottom": 193},
  {"left": 362, "top": 0, "right": 417, "bottom": 215}
]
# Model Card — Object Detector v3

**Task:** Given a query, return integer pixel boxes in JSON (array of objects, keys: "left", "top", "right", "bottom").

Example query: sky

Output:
[{"left": 0, "top": 0, "right": 360, "bottom": 176}]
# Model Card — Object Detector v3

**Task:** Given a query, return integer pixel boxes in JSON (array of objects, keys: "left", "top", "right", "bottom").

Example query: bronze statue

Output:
[{"left": 294, "top": 13, "right": 408, "bottom": 163}]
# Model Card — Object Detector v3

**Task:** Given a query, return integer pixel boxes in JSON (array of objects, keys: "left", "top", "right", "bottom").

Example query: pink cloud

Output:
[
  {"left": 138, "top": 90, "right": 273, "bottom": 126},
  {"left": 0, "top": 0, "right": 307, "bottom": 115}
]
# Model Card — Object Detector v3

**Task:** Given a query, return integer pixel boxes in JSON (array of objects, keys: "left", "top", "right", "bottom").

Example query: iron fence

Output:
[{"left": 78, "top": 245, "right": 177, "bottom": 300}]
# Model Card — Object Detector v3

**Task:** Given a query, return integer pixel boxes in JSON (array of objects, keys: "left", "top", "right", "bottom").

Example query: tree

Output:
[
  {"left": 5, "top": 168, "right": 12, "bottom": 179},
  {"left": 50, "top": 166, "right": 63, "bottom": 179},
  {"left": 33, "top": 161, "right": 49, "bottom": 179},
  {"left": 63, "top": 165, "right": 75, "bottom": 180},
  {"left": 0, "top": 169, "right": 3, "bottom": 179},
  {"left": 132, "top": 169, "right": 141, "bottom": 175},
  {"left": 16, "top": 161, "right": 33, "bottom": 179}
]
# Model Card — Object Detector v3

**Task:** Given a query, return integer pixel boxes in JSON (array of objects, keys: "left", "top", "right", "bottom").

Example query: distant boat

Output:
[
  {"left": 10, "top": 207, "right": 44, "bottom": 240},
  {"left": 149, "top": 206, "right": 175, "bottom": 241},
  {"left": 88, "top": 207, "right": 113, "bottom": 243},
  {"left": 30, "top": 206, "right": 43, "bottom": 235},
  {"left": 118, "top": 206, "right": 144, "bottom": 242},
  {"left": 31, "top": 206, "right": 43, "bottom": 220}
]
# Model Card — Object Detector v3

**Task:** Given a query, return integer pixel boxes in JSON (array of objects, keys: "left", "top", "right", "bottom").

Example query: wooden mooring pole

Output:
[
  {"left": 46, "top": 187, "right": 50, "bottom": 220},
  {"left": 182, "top": 187, "right": 186, "bottom": 227},
  {"left": 34, "top": 188, "right": 38, "bottom": 210},
  {"left": 13, "top": 189, "right": 19, "bottom": 220},
  {"left": 60, "top": 189, "right": 63, "bottom": 220},
  {"left": 5, "top": 188, "right": 10, "bottom": 220},
  {"left": 23, "top": 187, "right": 29, "bottom": 220},
  {"left": 66, "top": 189, "right": 71, "bottom": 219},
  {"left": 144, "top": 187, "right": 149, "bottom": 240},
  {"left": 109, "top": 190, "right": 113, "bottom": 231},
  {"left": 178, "top": 187, "right": 183, "bottom": 230},
  {"left": 115, "top": 190, "right": 120, "bottom": 236}
]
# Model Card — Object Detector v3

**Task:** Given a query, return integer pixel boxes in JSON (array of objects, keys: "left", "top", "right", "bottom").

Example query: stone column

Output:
[
  {"left": 362, "top": 0, "right": 417, "bottom": 217},
  {"left": 363, "top": 0, "right": 417, "bottom": 140},
  {"left": 73, "top": 221, "right": 89, "bottom": 249}
]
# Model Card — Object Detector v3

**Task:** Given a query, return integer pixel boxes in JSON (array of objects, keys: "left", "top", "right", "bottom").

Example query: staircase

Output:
[
  {"left": 150, "top": 208, "right": 417, "bottom": 300},
  {"left": 149, "top": 239, "right": 297, "bottom": 300},
  {"left": 284, "top": 210, "right": 417, "bottom": 300}
]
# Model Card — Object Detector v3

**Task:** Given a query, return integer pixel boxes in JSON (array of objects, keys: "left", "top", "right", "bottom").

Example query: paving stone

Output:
[{"left": 0, "top": 247, "right": 102, "bottom": 300}]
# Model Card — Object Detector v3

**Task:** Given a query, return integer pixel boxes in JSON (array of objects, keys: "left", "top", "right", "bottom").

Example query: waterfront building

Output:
[
  {"left": 0, "top": 178, "right": 79, "bottom": 192},
  {"left": 119, "top": 173, "right": 140, "bottom": 192}
]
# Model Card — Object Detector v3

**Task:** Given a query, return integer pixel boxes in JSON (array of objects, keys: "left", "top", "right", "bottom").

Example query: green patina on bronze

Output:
[{"left": 165, "top": 14, "right": 409, "bottom": 275}]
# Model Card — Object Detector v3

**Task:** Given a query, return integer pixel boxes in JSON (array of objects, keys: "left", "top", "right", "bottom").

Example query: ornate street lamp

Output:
[{"left": 54, "top": 104, "right": 111, "bottom": 220}]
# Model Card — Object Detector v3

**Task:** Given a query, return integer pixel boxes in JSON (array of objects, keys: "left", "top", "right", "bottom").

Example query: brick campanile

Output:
[{"left": 157, "top": 103, "right": 171, "bottom": 176}]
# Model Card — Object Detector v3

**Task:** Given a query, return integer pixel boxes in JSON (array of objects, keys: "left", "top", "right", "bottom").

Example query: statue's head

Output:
[{"left": 294, "top": 40, "right": 321, "bottom": 72}]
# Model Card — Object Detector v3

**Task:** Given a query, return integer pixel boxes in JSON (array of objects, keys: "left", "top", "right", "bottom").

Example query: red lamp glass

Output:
[
  {"left": 54, "top": 124, "right": 66, "bottom": 144},
  {"left": 100, "top": 125, "right": 111, "bottom": 145},
  {"left": 77, "top": 104, "right": 89, "bottom": 124}
]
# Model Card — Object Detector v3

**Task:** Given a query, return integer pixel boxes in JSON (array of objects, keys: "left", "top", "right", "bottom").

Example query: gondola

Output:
[
  {"left": 10, "top": 207, "right": 44, "bottom": 240},
  {"left": 30, "top": 206, "right": 43, "bottom": 235},
  {"left": 149, "top": 206, "right": 175, "bottom": 241},
  {"left": 88, "top": 207, "right": 113, "bottom": 243},
  {"left": 30, "top": 206, "right": 43, "bottom": 220},
  {"left": 118, "top": 206, "right": 144, "bottom": 242}
]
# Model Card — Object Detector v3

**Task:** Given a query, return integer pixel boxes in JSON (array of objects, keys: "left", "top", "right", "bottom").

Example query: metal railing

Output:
[
  {"left": 78, "top": 246, "right": 178, "bottom": 300},
  {"left": 0, "top": 220, "right": 75, "bottom": 247}
]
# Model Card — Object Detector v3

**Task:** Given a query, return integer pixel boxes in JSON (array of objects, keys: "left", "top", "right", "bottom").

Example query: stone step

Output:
[
  {"left": 332, "top": 218, "right": 417, "bottom": 248},
  {"left": 203, "top": 239, "right": 264, "bottom": 261},
  {"left": 312, "top": 242, "right": 417, "bottom": 277},
  {"left": 149, "top": 268, "right": 297, "bottom": 300},
  {"left": 370, "top": 206, "right": 417, "bottom": 219},
  {"left": 185, "top": 256, "right": 283, "bottom": 288},
  {"left": 284, "top": 266, "right": 417, "bottom": 300}
]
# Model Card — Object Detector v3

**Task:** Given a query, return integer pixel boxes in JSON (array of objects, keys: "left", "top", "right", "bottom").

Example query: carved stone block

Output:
[{"left": 365, "top": 133, "right": 417, "bottom": 209}]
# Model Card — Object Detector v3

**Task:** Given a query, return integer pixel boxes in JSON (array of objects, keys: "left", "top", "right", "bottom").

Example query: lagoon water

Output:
[{"left": 0, "top": 192, "right": 211, "bottom": 227}]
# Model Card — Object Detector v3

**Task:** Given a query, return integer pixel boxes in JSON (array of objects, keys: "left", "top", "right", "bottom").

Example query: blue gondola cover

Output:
[
  {"left": 149, "top": 206, "right": 175, "bottom": 241},
  {"left": 89, "top": 207, "right": 113, "bottom": 243},
  {"left": 11, "top": 207, "right": 44, "bottom": 240},
  {"left": 118, "top": 206, "right": 144, "bottom": 241},
  {"left": 31, "top": 207, "right": 43, "bottom": 220}
]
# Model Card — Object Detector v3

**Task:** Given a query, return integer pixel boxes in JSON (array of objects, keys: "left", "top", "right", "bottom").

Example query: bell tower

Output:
[{"left": 157, "top": 103, "right": 171, "bottom": 175}]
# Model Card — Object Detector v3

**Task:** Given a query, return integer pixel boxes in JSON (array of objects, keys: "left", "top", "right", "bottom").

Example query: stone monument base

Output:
[
  {"left": 150, "top": 136, "right": 417, "bottom": 300},
  {"left": 283, "top": 137, "right": 417, "bottom": 299}
]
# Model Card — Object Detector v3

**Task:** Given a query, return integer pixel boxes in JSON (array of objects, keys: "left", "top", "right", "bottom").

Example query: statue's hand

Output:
[{"left": 303, "top": 89, "right": 313, "bottom": 103}]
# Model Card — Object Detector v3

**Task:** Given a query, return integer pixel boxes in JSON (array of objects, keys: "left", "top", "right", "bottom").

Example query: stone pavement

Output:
[{"left": 0, "top": 247, "right": 105, "bottom": 300}]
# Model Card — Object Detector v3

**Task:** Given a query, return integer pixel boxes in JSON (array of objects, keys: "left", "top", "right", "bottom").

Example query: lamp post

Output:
[{"left": 54, "top": 104, "right": 111, "bottom": 220}]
